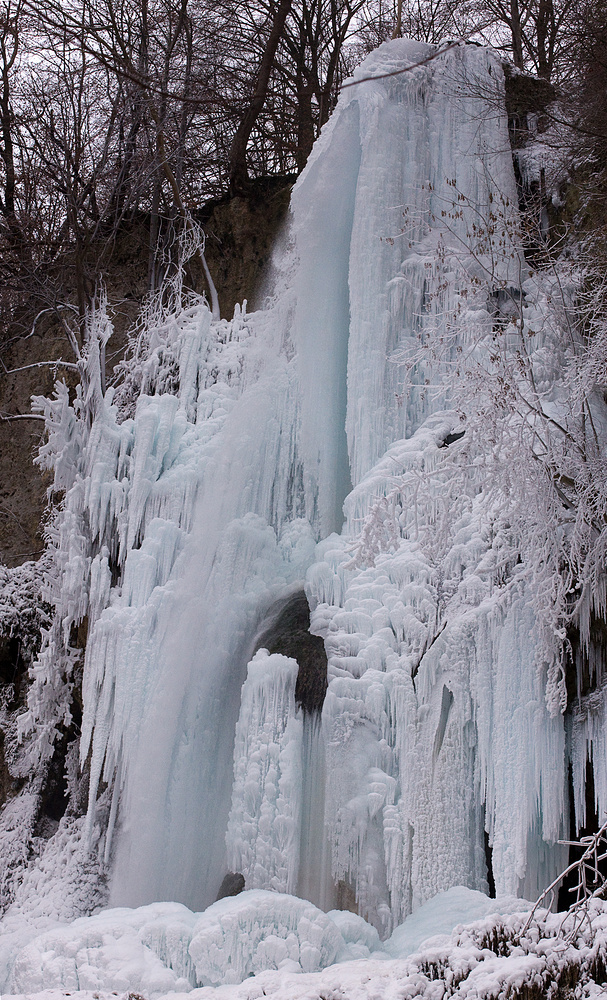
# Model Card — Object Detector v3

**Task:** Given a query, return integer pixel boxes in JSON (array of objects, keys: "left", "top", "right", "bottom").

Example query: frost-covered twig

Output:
[
  {"left": 2, "top": 360, "right": 79, "bottom": 375},
  {"left": 523, "top": 819, "right": 607, "bottom": 944},
  {"left": 0, "top": 412, "right": 46, "bottom": 421}
]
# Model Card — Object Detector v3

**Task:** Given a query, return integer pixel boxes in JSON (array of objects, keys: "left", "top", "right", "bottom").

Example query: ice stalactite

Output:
[
  {"left": 570, "top": 687, "right": 607, "bottom": 832},
  {"left": 296, "top": 714, "right": 333, "bottom": 912},
  {"left": 27, "top": 280, "right": 325, "bottom": 910},
  {"left": 306, "top": 420, "right": 568, "bottom": 934},
  {"left": 26, "top": 37, "right": 586, "bottom": 939},
  {"left": 226, "top": 594, "right": 333, "bottom": 910},
  {"left": 341, "top": 40, "right": 521, "bottom": 484}
]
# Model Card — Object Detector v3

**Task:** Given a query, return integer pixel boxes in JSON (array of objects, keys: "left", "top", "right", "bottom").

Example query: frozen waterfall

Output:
[{"left": 29, "top": 37, "right": 580, "bottom": 939}]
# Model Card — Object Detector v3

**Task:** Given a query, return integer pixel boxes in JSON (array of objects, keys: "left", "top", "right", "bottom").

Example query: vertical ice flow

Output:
[{"left": 34, "top": 38, "right": 574, "bottom": 933}]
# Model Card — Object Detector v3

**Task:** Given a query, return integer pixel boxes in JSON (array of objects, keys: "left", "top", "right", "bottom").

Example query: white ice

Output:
[
  {"left": 14, "top": 36, "right": 581, "bottom": 946},
  {"left": 2, "top": 885, "right": 542, "bottom": 996},
  {"left": 5, "top": 891, "right": 607, "bottom": 1000}
]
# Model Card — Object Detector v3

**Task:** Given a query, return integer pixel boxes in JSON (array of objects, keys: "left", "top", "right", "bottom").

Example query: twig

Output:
[
  {"left": 2, "top": 361, "right": 79, "bottom": 375},
  {"left": 522, "top": 818, "right": 607, "bottom": 942},
  {"left": 0, "top": 412, "right": 46, "bottom": 421},
  {"left": 342, "top": 41, "right": 462, "bottom": 88},
  {"left": 341, "top": 23, "right": 497, "bottom": 90}
]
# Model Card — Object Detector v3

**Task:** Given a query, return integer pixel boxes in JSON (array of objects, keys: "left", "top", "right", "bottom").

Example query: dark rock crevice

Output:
[{"left": 255, "top": 590, "right": 328, "bottom": 714}]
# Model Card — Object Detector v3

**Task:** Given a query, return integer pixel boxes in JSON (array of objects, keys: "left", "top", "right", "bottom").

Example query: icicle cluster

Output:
[
  {"left": 226, "top": 650, "right": 303, "bottom": 894},
  {"left": 24, "top": 37, "right": 607, "bottom": 942}
]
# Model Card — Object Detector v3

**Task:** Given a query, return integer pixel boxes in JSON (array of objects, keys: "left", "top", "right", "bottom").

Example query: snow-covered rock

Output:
[{"left": 189, "top": 891, "right": 344, "bottom": 985}]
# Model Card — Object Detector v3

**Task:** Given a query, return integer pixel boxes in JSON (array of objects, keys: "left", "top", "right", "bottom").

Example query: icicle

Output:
[
  {"left": 28, "top": 38, "right": 578, "bottom": 936},
  {"left": 104, "top": 752, "right": 122, "bottom": 866},
  {"left": 226, "top": 650, "right": 303, "bottom": 895}
]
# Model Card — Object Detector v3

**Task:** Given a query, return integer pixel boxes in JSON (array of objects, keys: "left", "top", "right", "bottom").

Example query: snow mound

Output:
[
  {"left": 326, "top": 909, "right": 384, "bottom": 959},
  {"left": 384, "top": 886, "right": 530, "bottom": 958},
  {"left": 10, "top": 902, "right": 197, "bottom": 996},
  {"left": 6, "top": 893, "right": 607, "bottom": 999},
  {"left": 189, "top": 890, "right": 345, "bottom": 986},
  {"left": 6, "top": 894, "right": 369, "bottom": 995}
]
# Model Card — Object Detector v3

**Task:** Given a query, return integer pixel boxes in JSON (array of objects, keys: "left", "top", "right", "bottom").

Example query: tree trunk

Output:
[
  {"left": 392, "top": 0, "right": 403, "bottom": 38},
  {"left": 148, "top": 175, "right": 161, "bottom": 293},
  {"left": 510, "top": 0, "right": 524, "bottom": 70},
  {"left": 229, "top": 0, "right": 293, "bottom": 196},
  {"left": 295, "top": 70, "right": 314, "bottom": 171},
  {"left": 0, "top": 20, "right": 26, "bottom": 256},
  {"left": 536, "top": 0, "right": 554, "bottom": 78}
]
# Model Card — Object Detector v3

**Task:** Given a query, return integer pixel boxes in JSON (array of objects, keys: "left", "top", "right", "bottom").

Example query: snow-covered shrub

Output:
[
  {"left": 523, "top": 819, "right": 607, "bottom": 943},
  {"left": 0, "top": 558, "right": 51, "bottom": 677},
  {"left": 17, "top": 232, "right": 218, "bottom": 764},
  {"left": 112, "top": 223, "right": 225, "bottom": 422}
]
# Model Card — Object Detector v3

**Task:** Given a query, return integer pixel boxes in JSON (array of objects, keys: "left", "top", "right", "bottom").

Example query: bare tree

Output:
[
  {"left": 228, "top": 0, "right": 294, "bottom": 193},
  {"left": 463, "top": 0, "right": 578, "bottom": 80},
  {"left": 278, "top": 0, "right": 366, "bottom": 169}
]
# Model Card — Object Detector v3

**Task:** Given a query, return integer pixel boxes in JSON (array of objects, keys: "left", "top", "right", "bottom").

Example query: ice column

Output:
[{"left": 226, "top": 650, "right": 303, "bottom": 894}]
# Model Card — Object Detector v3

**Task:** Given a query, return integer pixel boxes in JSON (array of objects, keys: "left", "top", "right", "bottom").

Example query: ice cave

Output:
[{"left": 3, "top": 34, "right": 607, "bottom": 1000}]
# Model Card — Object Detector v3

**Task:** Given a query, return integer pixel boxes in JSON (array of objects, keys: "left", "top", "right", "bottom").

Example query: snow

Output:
[
  {"left": 382, "top": 886, "right": 529, "bottom": 958},
  {"left": 0, "top": 558, "right": 50, "bottom": 659},
  {"left": 7, "top": 33, "right": 606, "bottom": 977},
  {"left": 326, "top": 908, "right": 384, "bottom": 960},
  {"left": 9, "top": 902, "right": 197, "bottom": 995},
  {"left": 2, "top": 891, "right": 352, "bottom": 994},
  {"left": 3, "top": 895, "right": 607, "bottom": 999}
]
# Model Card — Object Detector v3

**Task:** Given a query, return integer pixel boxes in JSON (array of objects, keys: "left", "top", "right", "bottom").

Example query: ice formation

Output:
[
  {"left": 1, "top": 886, "right": 546, "bottom": 994},
  {"left": 226, "top": 651, "right": 303, "bottom": 895},
  {"left": 12, "top": 35, "right": 606, "bottom": 980},
  {"left": 5, "top": 890, "right": 607, "bottom": 998},
  {"left": 7, "top": 892, "right": 345, "bottom": 994},
  {"left": 188, "top": 890, "right": 343, "bottom": 985},
  {"left": 10, "top": 902, "right": 196, "bottom": 995}
]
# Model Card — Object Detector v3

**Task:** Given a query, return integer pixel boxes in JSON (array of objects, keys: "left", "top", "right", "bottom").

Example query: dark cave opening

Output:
[
  {"left": 484, "top": 829, "right": 496, "bottom": 899},
  {"left": 559, "top": 620, "right": 607, "bottom": 911}
]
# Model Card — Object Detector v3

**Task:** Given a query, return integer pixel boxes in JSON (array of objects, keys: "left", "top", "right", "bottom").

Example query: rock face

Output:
[
  {"left": 200, "top": 180, "right": 293, "bottom": 321},
  {"left": 255, "top": 591, "right": 328, "bottom": 714},
  {"left": 0, "top": 183, "right": 293, "bottom": 569},
  {"left": 216, "top": 872, "right": 246, "bottom": 900},
  {"left": 503, "top": 65, "right": 555, "bottom": 148},
  {"left": 0, "top": 340, "right": 52, "bottom": 569}
]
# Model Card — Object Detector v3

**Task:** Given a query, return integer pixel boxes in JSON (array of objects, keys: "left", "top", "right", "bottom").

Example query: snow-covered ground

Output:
[{"left": 2, "top": 888, "right": 607, "bottom": 999}]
